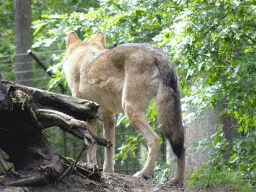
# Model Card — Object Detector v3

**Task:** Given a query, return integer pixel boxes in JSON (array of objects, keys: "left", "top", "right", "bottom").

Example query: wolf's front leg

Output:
[
  {"left": 102, "top": 113, "right": 116, "bottom": 173},
  {"left": 87, "top": 119, "right": 98, "bottom": 166}
]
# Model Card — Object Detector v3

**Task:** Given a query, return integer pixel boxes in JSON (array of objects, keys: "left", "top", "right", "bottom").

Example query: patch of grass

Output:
[{"left": 187, "top": 166, "right": 255, "bottom": 192}]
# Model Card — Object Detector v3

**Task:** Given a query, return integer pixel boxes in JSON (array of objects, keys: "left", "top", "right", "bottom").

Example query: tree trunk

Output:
[
  {"left": 15, "top": 0, "right": 33, "bottom": 86},
  {"left": 218, "top": 104, "right": 238, "bottom": 159}
]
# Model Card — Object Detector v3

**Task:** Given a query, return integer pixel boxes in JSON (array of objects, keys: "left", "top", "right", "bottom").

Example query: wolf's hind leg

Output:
[
  {"left": 168, "top": 147, "right": 185, "bottom": 186},
  {"left": 123, "top": 101, "right": 160, "bottom": 179},
  {"left": 121, "top": 69, "right": 160, "bottom": 179}
]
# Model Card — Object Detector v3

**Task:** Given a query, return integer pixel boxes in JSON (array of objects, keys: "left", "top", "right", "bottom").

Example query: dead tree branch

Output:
[{"left": 0, "top": 77, "right": 111, "bottom": 186}]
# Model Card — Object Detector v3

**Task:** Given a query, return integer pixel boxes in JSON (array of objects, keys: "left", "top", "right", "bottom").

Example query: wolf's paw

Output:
[
  {"left": 167, "top": 177, "right": 184, "bottom": 187},
  {"left": 133, "top": 171, "right": 152, "bottom": 180},
  {"left": 103, "top": 167, "right": 114, "bottom": 174}
]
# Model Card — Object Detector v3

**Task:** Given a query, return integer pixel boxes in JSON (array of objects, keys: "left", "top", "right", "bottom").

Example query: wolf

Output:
[{"left": 63, "top": 31, "right": 185, "bottom": 185}]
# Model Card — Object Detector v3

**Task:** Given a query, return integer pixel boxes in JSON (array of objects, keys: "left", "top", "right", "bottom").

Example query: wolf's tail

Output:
[{"left": 155, "top": 57, "right": 185, "bottom": 159}]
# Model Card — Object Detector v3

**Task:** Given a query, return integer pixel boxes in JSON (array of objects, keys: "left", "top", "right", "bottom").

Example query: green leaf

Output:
[
  {"left": 249, "top": 155, "right": 256, "bottom": 161},
  {"left": 32, "top": 22, "right": 46, "bottom": 36},
  {"left": 213, "top": 135, "right": 222, "bottom": 146}
]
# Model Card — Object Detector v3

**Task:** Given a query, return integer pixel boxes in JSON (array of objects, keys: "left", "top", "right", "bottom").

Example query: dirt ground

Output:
[{"left": 0, "top": 172, "right": 237, "bottom": 192}]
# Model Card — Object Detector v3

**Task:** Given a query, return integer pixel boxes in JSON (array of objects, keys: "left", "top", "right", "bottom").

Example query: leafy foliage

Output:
[
  {"left": 0, "top": 0, "right": 15, "bottom": 56},
  {"left": 153, "top": 163, "right": 173, "bottom": 183},
  {"left": 153, "top": 0, "right": 256, "bottom": 131}
]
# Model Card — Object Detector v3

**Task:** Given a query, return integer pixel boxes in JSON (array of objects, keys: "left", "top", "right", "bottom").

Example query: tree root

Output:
[
  {"left": 0, "top": 150, "right": 20, "bottom": 178},
  {"left": 1, "top": 152, "right": 102, "bottom": 186},
  {"left": 0, "top": 78, "right": 107, "bottom": 187}
]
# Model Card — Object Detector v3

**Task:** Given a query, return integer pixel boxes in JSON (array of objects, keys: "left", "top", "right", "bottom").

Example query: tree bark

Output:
[{"left": 15, "top": 0, "right": 33, "bottom": 86}]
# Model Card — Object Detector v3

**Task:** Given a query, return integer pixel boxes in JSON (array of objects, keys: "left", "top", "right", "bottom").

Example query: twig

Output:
[
  {"left": 57, "top": 144, "right": 88, "bottom": 182},
  {"left": 3, "top": 176, "right": 43, "bottom": 186},
  {"left": 30, "top": 148, "right": 50, "bottom": 161},
  {"left": 57, "top": 166, "right": 72, "bottom": 182},
  {"left": 70, "top": 143, "right": 88, "bottom": 175},
  {"left": 59, "top": 155, "right": 72, "bottom": 166},
  {"left": 75, "top": 168, "right": 88, "bottom": 179}
]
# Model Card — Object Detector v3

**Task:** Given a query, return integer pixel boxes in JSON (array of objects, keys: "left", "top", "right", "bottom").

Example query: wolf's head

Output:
[
  {"left": 63, "top": 31, "right": 106, "bottom": 85},
  {"left": 66, "top": 31, "right": 106, "bottom": 51}
]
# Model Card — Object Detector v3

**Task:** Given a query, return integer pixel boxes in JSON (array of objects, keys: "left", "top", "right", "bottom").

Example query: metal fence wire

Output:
[{"left": 0, "top": 51, "right": 225, "bottom": 176}]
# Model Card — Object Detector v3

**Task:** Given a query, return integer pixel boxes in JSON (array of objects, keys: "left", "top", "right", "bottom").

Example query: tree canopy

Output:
[{"left": 29, "top": 0, "right": 256, "bottom": 132}]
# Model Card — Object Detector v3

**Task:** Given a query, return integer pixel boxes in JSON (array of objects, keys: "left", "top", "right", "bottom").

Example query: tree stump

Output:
[{"left": 0, "top": 76, "right": 111, "bottom": 186}]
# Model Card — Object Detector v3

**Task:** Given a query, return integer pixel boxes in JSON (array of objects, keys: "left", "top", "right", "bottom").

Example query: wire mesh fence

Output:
[{"left": 0, "top": 50, "right": 65, "bottom": 91}]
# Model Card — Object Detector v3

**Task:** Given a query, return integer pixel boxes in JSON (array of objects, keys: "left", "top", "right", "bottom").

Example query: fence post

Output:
[{"left": 15, "top": 0, "right": 33, "bottom": 87}]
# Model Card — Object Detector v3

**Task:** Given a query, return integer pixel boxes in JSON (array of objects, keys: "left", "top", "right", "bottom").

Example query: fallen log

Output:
[{"left": 0, "top": 76, "right": 111, "bottom": 186}]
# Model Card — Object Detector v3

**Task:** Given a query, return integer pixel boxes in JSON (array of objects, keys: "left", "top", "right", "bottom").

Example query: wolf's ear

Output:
[
  {"left": 92, "top": 32, "right": 106, "bottom": 49},
  {"left": 66, "top": 31, "right": 80, "bottom": 48}
]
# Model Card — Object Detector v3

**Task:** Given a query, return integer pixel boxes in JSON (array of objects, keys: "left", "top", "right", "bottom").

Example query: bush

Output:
[{"left": 188, "top": 127, "right": 256, "bottom": 191}]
